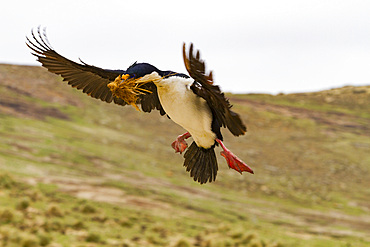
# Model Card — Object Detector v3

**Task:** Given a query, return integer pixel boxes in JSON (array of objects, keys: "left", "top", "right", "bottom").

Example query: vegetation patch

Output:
[{"left": 0, "top": 64, "right": 369, "bottom": 246}]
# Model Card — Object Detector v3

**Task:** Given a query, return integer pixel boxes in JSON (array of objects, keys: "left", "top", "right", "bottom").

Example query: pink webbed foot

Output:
[
  {"left": 171, "top": 132, "right": 191, "bottom": 154},
  {"left": 216, "top": 139, "right": 254, "bottom": 174}
]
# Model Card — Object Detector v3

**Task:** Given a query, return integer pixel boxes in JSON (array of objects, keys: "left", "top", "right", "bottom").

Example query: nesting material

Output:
[{"left": 107, "top": 74, "right": 152, "bottom": 110}]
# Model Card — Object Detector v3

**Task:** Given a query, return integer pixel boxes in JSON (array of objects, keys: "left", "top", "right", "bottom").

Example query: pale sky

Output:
[{"left": 1, "top": 0, "right": 370, "bottom": 94}]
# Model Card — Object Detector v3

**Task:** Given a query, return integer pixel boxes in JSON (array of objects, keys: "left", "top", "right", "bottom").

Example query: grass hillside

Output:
[{"left": 0, "top": 63, "right": 369, "bottom": 247}]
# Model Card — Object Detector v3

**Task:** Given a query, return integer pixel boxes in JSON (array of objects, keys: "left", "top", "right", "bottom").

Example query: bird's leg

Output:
[
  {"left": 171, "top": 132, "right": 191, "bottom": 154},
  {"left": 216, "top": 139, "right": 254, "bottom": 174}
]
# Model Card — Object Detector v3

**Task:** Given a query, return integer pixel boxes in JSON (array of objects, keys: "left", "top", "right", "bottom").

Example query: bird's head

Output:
[
  {"left": 125, "top": 62, "right": 160, "bottom": 79},
  {"left": 107, "top": 62, "right": 162, "bottom": 110}
]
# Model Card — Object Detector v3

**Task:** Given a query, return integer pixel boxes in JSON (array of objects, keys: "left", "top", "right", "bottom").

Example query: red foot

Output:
[
  {"left": 171, "top": 132, "right": 191, "bottom": 154},
  {"left": 216, "top": 139, "right": 254, "bottom": 174}
]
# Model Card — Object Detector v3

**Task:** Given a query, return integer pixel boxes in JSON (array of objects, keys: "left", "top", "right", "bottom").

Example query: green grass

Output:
[{"left": 0, "top": 64, "right": 369, "bottom": 246}]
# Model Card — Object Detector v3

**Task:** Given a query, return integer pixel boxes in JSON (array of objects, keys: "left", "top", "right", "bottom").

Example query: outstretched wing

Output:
[
  {"left": 182, "top": 43, "right": 214, "bottom": 85},
  {"left": 26, "top": 27, "right": 165, "bottom": 115},
  {"left": 183, "top": 43, "right": 246, "bottom": 136}
]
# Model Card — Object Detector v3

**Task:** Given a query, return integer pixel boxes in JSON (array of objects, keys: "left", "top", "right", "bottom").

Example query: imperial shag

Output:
[{"left": 26, "top": 27, "right": 254, "bottom": 184}]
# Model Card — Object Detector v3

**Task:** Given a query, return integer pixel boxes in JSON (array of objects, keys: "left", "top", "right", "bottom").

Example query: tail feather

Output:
[{"left": 184, "top": 142, "right": 218, "bottom": 184}]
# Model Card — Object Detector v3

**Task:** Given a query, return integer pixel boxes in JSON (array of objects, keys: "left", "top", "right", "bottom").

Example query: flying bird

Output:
[{"left": 26, "top": 27, "right": 254, "bottom": 184}]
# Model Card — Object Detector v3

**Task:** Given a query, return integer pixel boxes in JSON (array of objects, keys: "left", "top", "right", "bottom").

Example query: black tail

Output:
[{"left": 183, "top": 142, "right": 218, "bottom": 184}]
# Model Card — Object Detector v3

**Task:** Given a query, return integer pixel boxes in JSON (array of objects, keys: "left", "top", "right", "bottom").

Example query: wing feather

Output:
[
  {"left": 26, "top": 27, "right": 166, "bottom": 115},
  {"left": 26, "top": 28, "right": 126, "bottom": 106},
  {"left": 183, "top": 43, "right": 246, "bottom": 136}
]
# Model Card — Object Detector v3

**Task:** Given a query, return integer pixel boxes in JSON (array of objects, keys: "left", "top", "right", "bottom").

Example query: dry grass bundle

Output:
[{"left": 107, "top": 74, "right": 152, "bottom": 110}]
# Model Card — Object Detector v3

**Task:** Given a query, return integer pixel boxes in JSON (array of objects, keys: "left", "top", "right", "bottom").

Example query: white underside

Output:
[{"left": 138, "top": 72, "right": 216, "bottom": 148}]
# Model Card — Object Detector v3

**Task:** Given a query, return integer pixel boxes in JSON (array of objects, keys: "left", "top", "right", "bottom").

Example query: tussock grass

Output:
[{"left": 0, "top": 64, "right": 369, "bottom": 246}]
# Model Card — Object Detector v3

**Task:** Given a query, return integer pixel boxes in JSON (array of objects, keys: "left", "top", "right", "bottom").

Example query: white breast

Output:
[{"left": 143, "top": 73, "right": 216, "bottom": 149}]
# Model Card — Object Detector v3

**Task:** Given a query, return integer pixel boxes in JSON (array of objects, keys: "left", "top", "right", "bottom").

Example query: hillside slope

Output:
[{"left": 0, "top": 64, "right": 369, "bottom": 247}]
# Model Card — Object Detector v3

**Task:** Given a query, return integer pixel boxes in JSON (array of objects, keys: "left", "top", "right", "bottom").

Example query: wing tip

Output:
[
  {"left": 182, "top": 42, "right": 214, "bottom": 85},
  {"left": 26, "top": 26, "right": 54, "bottom": 58}
]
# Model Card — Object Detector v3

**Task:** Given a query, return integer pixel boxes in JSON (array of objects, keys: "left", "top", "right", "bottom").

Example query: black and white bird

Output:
[{"left": 26, "top": 27, "right": 254, "bottom": 184}]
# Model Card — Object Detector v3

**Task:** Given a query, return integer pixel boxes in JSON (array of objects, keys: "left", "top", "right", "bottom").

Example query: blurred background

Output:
[{"left": 0, "top": 1, "right": 369, "bottom": 246}]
